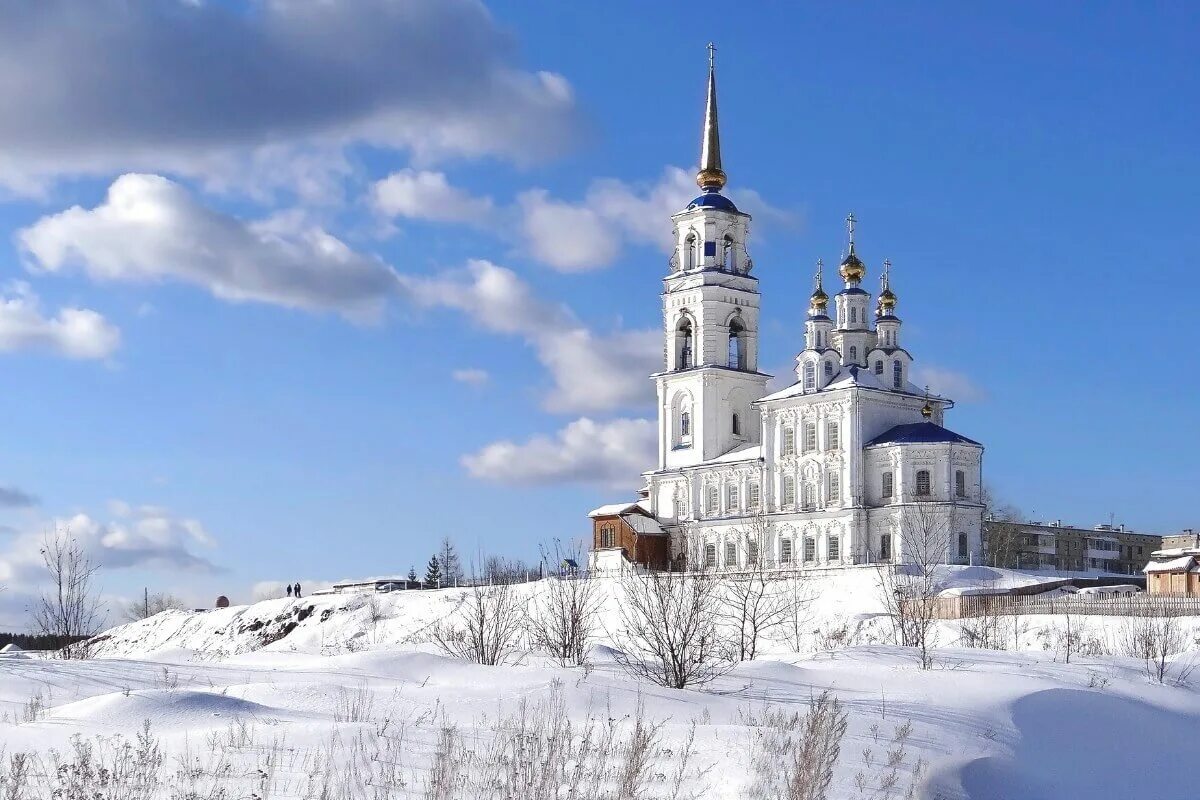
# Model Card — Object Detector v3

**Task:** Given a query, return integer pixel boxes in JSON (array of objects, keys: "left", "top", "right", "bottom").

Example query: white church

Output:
[{"left": 589, "top": 53, "right": 985, "bottom": 571}]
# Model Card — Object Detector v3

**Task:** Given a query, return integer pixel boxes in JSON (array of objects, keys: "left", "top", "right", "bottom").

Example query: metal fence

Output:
[{"left": 932, "top": 593, "right": 1200, "bottom": 620}]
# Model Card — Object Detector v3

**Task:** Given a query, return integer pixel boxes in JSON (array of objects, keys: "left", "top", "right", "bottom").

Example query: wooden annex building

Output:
[
  {"left": 589, "top": 501, "right": 671, "bottom": 571},
  {"left": 1143, "top": 548, "right": 1200, "bottom": 595}
]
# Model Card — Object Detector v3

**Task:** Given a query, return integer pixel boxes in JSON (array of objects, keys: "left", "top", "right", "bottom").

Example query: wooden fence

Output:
[{"left": 931, "top": 593, "right": 1200, "bottom": 620}]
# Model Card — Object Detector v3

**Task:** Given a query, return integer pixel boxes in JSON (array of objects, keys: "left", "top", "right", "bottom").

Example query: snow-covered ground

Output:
[{"left": 2, "top": 566, "right": 1196, "bottom": 799}]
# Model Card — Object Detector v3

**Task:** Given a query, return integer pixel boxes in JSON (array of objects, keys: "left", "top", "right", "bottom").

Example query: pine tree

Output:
[
  {"left": 407, "top": 565, "right": 418, "bottom": 583},
  {"left": 438, "top": 537, "right": 462, "bottom": 584},
  {"left": 424, "top": 555, "right": 442, "bottom": 588}
]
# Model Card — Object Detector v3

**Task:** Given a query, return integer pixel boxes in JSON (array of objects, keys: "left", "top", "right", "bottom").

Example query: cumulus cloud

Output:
[
  {"left": 0, "top": 486, "right": 37, "bottom": 508},
  {"left": 452, "top": 368, "right": 490, "bottom": 387},
  {"left": 912, "top": 365, "right": 987, "bottom": 403},
  {"left": 0, "top": 0, "right": 580, "bottom": 195},
  {"left": 401, "top": 260, "right": 658, "bottom": 412},
  {"left": 462, "top": 417, "right": 655, "bottom": 489},
  {"left": 371, "top": 170, "right": 494, "bottom": 223},
  {"left": 0, "top": 282, "right": 119, "bottom": 360},
  {"left": 516, "top": 189, "right": 619, "bottom": 271},
  {"left": 19, "top": 174, "right": 400, "bottom": 321},
  {"left": 0, "top": 503, "right": 220, "bottom": 588}
]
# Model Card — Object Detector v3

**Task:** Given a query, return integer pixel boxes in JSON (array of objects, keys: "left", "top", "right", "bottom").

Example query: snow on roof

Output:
[
  {"left": 757, "top": 364, "right": 940, "bottom": 404},
  {"left": 588, "top": 500, "right": 665, "bottom": 534},
  {"left": 588, "top": 500, "right": 650, "bottom": 518},
  {"left": 0, "top": 643, "right": 22, "bottom": 653},
  {"left": 1151, "top": 547, "right": 1200, "bottom": 558},
  {"left": 865, "top": 421, "right": 981, "bottom": 447},
  {"left": 708, "top": 443, "right": 762, "bottom": 463},
  {"left": 1144, "top": 555, "right": 1199, "bottom": 573},
  {"left": 623, "top": 514, "right": 666, "bottom": 535}
]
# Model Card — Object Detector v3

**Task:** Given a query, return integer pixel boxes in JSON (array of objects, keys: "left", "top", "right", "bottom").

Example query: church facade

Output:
[{"left": 590, "top": 55, "right": 984, "bottom": 572}]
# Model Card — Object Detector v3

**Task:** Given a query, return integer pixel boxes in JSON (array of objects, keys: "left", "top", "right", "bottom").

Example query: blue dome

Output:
[{"left": 686, "top": 192, "right": 739, "bottom": 212}]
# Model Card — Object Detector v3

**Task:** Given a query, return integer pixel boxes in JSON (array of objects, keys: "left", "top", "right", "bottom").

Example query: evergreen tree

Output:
[
  {"left": 407, "top": 565, "right": 418, "bottom": 583},
  {"left": 438, "top": 537, "right": 462, "bottom": 584},
  {"left": 424, "top": 555, "right": 442, "bottom": 588}
]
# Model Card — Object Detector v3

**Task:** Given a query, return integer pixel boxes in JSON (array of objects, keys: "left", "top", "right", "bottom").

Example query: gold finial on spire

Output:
[
  {"left": 878, "top": 257, "right": 897, "bottom": 315},
  {"left": 839, "top": 211, "right": 865, "bottom": 283},
  {"left": 696, "top": 42, "right": 727, "bottom": 192},
  {"left": 921, "top": 385, "right": 933, "bottom": 418},
  {"left": 810, "top": 258, "right": 828, "bottom": 312}
]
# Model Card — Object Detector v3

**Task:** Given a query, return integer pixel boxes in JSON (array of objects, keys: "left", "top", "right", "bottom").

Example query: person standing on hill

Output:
[
  {"left": 294, "top": 582, "right": 302, "bottom": 598},
  {"left": 286, "top": 584, "right": 292, "bottom": 598}
]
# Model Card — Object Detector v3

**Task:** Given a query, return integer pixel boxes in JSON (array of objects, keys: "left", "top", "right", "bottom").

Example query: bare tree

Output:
[
  {"left": 981, "top": 486, "right": 1024, "bottom": 568},
  {"left": 32, "top": 528, "right": 104, "bottom": 659},
  {"left": 483, "top": 555, "right": 533, "bottom": 585},
  {"left": 529, "top": 540, "right": 600, "bottom": 666},
  {"left": 122, "top": 589, "right": 186, "bottom": 623},
  {"left": 876, "top": 502, "right": 951, "bottom": 669},
  {"left": 432, "top": 577, "right": 526, "bottom": 665},
  {"left": 613, "top": 566, "right": 729, "bottom": 689},
  {"left": 437, "top": 536, "right": 462, "bottom": 585},
  {"left": 719, "top": 512, "right": 807, "bottom": 660},
  {"left": 1121, "top": 609, "right": 1191, "bottom": 684}
]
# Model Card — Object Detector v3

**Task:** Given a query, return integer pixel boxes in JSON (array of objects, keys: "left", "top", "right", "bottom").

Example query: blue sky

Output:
[{"left": 0, "top": 1, "right": 1196, "bottom": 624}]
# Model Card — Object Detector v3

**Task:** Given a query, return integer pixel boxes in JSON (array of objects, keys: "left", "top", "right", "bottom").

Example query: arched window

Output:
[
  {"left": 680, "top": 411, "right": 691, "bottom": 437},
  {"left": 850, "top": 306, "right": 858, "bottom": 323},
  {"left": 674, "top": 393, "right": 693, "bottom": 449},
  {"left": 958, "top": 532, "right": 969, "bottom": 563},
  {"left": 801, "top": 481, "right": 815, "bottom": 510},
  {"left": 724, "top": 540, "right": 737, "bottom": 567},
  {"left": 747, "top": 538, "right": 760, "bottom": 565},
  {"left": 827, "top": 535, "right": 841, "bottom": 561},
  {"left": 780, "top": 538, "right": 794, "bottom": 564},
  {"left": 874, "top": 360, "right": 884, "bottom": 375},
  {"left": 683, "top": 233, "right": 697, "bottom": 271},
  {"left": 599, "top": 525, "right": 615, "bottom": 549},
  {"left": 892, "top": 360, "right": 903, "bottom": 389},
  {"left": 880, "top": 534, "right": 892, "bottom": 562},
  {"left": 916, "top": 469, "right": 931, "bottom": 496},
  {"left": 824, "top": 360, "right": 833, "bottom": 378},
  {"left": 803, "top": 361, "right": 815, "bottom": 390},
  {"left": 677, "top": 319, "right": 694, "bottom": 369},
  {"left": 704, "top": 543, "right": 717, "bottom": 568},
  {"left": 803, "top": 537, "right": 816, "bottom": 563},
  {"left": 731, "top": 413, "right": 741, "bottom": 437},
  {"left": 848, "top": 346, "right": 857, "bottom": 362},
  {"left": 722, "top": 235, "right": 735, "bottom": 271},
  {"left": 728, "top": 318, "right": 745, "bottom": 369}
]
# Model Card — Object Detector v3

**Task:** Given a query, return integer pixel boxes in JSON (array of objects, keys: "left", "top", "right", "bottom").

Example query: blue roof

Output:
[
  {"left": 837, "top": 287, "right": 869, "bottom": 296},
  {"left": 865, "top": 421, "right": 981, "bottom": 447},
  {"left": 686, "top": 191, "right": 739, "bottom": 212}
]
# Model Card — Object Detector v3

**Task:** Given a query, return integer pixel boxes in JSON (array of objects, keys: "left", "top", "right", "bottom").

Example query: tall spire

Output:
[
  {"left": 809, "top": 258, "right": 829, "bottom": 315},
  {"left": 839, "top": 211, "right": 866, "bottom": 284},
  {"left": 696, "top": 42, "right": 727, "bottom": 192},
  {"left": 877, "top": 257, "right": 897, "bottom": 316}
]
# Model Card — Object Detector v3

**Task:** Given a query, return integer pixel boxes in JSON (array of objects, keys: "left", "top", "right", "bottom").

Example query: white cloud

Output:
[
  {"left": 0, "top": 0, "right": 580, "bottom": 195},
  {"left": 452, "top": 368, "right": 490, "bottom": 387},
  {"left": 372, "top": 170, "right": 494, "bottom": 223},
  {"left": 911, "top": 365, "right": 987, "bottom": 403},
  {"left": 401, "top": 260, "right": 658, "bottom": 412},
  {"left": 462, "top": 417, "right": 655, "bottom": 489},
  {"left": 0, "top": 282, "right": 119, "bottom": 360},
  {"left": 19, "top": 174, "right": 400, "bottom": 321},
  {"left": 516, "top": 166, "right": 798, "bottom": 272}
]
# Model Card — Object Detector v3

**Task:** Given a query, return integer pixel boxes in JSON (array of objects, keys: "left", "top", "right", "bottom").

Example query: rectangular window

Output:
[
  {"left": 827, "top": 535, "right": 840, "bottom": 561},
  {"left": 780, "top": 538, "right": 793, "bottom": 564},
  {"left": 826, "top": 421, "right": 839, "bottom": 450},
  {"left": 803, "top": 537, "right": 816, "bottom": 563},
  {"left": 727, "top": 484, "right": 739, "bottom": 511},
  {"left": 724, "top": 541, "right": 737, "bottom": 567},
  {"left": 803, "top": 422, "right": 817, "bottom": 453},
  {"left": 880, "top": 534, "right": 892, "bottom": 561},
  {"left": 675, "top": 496, "right": 687, "bottom": 518},
  {"left": 703, "top": 241, "right": 716, "bottom": 257},
  {"left": 828, "top": 473, "right": 841, "bottom": 503},
  {"left": 882, "top": 471, "right": 893, "bottom": 499},
  {"left": 748, "top": 482, "right": 761, "bottom": 509},
  {"left": 600, "top": 525, "right": 615, "bottom": 548},
  {"left": 782, "top": 427, "right": 795, "bottom": 456},
  {"left": 747, "top": 539, "right": 759, "bottom": 565},
  {"left": 955, "top": 470, "right": 966, "bottom": 498},
  {"left": 782, "top": 476, "right": 796, "bottom": 506},
  {"left": 706, "top": 485, "right": 719, "bottom": 514},
  {"left": 916, "top": 470, "right": 931, "bottom": 497},
  {"left": 704, "top": 543, "right": 716, "bottom": 568}
]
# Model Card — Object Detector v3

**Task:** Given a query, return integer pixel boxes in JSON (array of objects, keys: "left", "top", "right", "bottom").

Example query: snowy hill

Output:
[{"left": 4, "top": 566, "right": 1198, "bottom": 799}]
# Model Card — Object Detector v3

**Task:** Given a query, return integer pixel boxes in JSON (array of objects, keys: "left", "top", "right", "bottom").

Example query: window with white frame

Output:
[
  {"left": 675, "top": 495, "right": 687, "bottom": 518},
  {"left": 827, "top": 535, "right": 840, "bottom": 561},
  {"left": 893, "top": 360, "right": 903, "bottom": 389},
  {"left": 706, "top": 485, "right": 719, "bottom": 513},
  {"left": 803, "top": 536, "right": 816, "bottom": 562},
  {"left": 874, "top": 359, "right": 884, "bottom": 375},
  {"left": 882, "top": 471, "right": 894, "bottom": 499},
  {"left": 747, "top": 538, "right": 759, "bottom": 565},
  {"left": 782, "top": 427, "right": 796, "bottom": 456},
  {"left": 748, "top": 481, "right": 761, "bottom": 509},
  {"left": 826, "top": 421, "right": 839, "bottom": 450},
  {"left": 599, "top": 525, "right": 615, "bottom": 548},
  {"left": 850, "top": 306, "right": 858, "bottom": 323},
  {"left": 803, "top": 422, "right": 817, "bottom": 453},
  {"left": 704, "top": 543, "right": 716, "bottom": 568},
  {"left": 828, "top": 472, "right": 840, "bottom": 503},
  {"left": 916, "top": 469, "right": 931, "bottom": 497},
  {"left": 824, "top": 360, "right": 833, "bottom": 378},
  {"left": 780, "top": 538, "right": 793, "bottom": 564},
  {"left": 804, "top": 361, "right": 815, "bottom": 390},
  {"left": 955, "top": 470, "right": 966, "bottom": 498},
  {"left": 727, "top": 483, "right": 739, "bottom": 511},
  {"left": 724, "top": 541, "right": 737, "bottom": 567},
  {"left": 782, "top": 475, "right": 796, "bottom": 506},
  {"left": 801, "top": 481, "right": 815, "bottom": 510}
]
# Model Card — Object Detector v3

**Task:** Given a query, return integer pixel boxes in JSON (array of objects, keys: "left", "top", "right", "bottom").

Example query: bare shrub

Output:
[
  {"left": 530, "top": 541, "right": 600, "bottom": 666},
  {"left": 614, "top": 568, "right": 729, "bottom": 689},
  {"left": 122, "top": 590, "right": 186, "bottom": 623},
  {"left": 745, "top": 691, "right": 849, "bottom": 800},
  {"left": 432, "top": 579, "right": 526, "bottom": 665},
  {"left": 1121, "top": 611, "right": 1193, "bottom": 684},
  {"left": 876, "top": 502, "right": 951, "bottom": 669},
  {"left": 32, "top": 528, "right": 104, "bottom": 659},
  {"left": 333, "top": 684, "right": 375, "bottom": 724}
]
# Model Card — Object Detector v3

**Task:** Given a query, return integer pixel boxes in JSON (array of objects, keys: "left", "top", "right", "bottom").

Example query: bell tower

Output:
[{"left": 655, "top": 45, "right": 771, "bottom": 471}]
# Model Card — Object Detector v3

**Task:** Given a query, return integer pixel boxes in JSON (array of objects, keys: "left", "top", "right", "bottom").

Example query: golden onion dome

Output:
[
  {"left": 839, "top": 251, "right": 866, "bottom": 283},
  {"left": 877, "top": 286, "right": 897, "bottom": 310},
  {"left": 810, "top": 286, "right": 829, "bottom": 309},
  {"left": 921, "top": 401, "right": 933, "bottom": 419}
]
